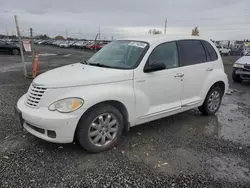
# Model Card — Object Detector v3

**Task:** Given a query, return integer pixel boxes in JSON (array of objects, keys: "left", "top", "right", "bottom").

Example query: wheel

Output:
[
  {"left": 228, "top": 52, "right": 231, "bottom": 56},
  {"left": 232, "top": 69, "right": 242, "bottom": 83},
  {"left": 199, "top": 87, "right": 223, "bottom": 116},
  {"left": 12, "top": 48, "right": 19, "bottom": 55},
  {"left": 76, "top": 105, "right": 124, "bottom": 153}
]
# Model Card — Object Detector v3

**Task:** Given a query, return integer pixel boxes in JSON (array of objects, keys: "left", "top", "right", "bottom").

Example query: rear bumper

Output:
[{"left": 17, "top": 94, "right": 84, "bottom": 143}]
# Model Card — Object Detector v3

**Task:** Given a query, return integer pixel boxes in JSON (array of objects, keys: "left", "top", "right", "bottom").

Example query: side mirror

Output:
[{"left": 144, "top": 62, "right": 166, "bottom": 73}]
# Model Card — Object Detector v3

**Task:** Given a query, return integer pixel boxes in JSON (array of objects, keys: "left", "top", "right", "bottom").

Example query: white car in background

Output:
[
  {"left": 232, "top": 51, "right": 250, "bottom": 82},
  {"left": 16, "top": 36, "right": 228, "bottom": 153},
  {"left": 216, "top": 45, "right": 231, "bottom": 55},
  {"left": 59, "top": 41, "right": 70, "bottom": 48},
  {"left": 74, "top": 41, "right": 87, "bottom": 48}
]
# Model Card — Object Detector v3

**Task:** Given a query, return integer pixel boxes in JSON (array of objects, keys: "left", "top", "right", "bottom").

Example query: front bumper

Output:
[
  {"left": 17, "top": 94, "right": 84, "bottom": 143},
  {"left": 235, "top": 68, "right": 250, "bottom": 79}
]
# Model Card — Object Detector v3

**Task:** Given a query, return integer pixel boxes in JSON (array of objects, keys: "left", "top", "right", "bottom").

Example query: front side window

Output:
[
  {"left": 148, "top": 42, "right": 179, "bottom": 69},
  {"left": 177, "top": 40, "right": 207, "bottom": 66},
  {"left": 87, "top": 40, "right": 148, "bottom": 69}
]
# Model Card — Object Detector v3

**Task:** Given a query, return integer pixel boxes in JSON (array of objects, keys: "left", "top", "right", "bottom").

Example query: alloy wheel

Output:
[
  {"left": 88, "top": 113, "right": 119, "bottom": 147},
  {"left": 208, "top": 90, "right": 221, "bottom": 112}
]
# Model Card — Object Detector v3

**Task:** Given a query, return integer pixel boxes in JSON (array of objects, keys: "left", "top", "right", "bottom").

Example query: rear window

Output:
[
  {"left": 177, "top": 40, "right": 207, "bottom": 66},
  {"left": 202, "top": 41, "right": 218, "bottom": 61}
]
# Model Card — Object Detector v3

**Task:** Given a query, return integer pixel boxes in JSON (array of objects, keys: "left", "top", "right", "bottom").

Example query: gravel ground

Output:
[{"left": 0, "top": 46, "right": 250, "bottom": 188}]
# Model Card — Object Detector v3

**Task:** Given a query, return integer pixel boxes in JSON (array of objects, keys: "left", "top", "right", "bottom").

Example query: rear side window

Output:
[
  {"left": 202, "top": 41, "right": 218, "bottom": 61},
  {"left": 177, "top": 40, "right": 206, "bottom": 66}
]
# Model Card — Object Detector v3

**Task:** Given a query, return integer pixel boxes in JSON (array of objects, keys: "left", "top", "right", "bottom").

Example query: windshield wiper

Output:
[
  {"left": 80, "top": 60, "right": 89, "bottom": 65},
  {"left": 88, "top": 63, "right": 112, "bottom": 68}
]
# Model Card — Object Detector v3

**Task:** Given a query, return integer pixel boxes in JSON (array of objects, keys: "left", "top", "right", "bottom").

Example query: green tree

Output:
[
  {"left": 148, "top": 29, "right": 162, "bottom": 35},
  {"left": 55, "top": 35, "right": 65, "bottom": 40},
  {"left": 35, "top": 34, "right": 50, "bottom": 40},
  {"left": 191, "top": 26, "right": 200, "bottom": 36}
]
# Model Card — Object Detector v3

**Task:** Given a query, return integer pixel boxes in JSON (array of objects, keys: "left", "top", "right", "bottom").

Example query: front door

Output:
[{"left": 134, "top": 41, "right": 183, "bottom": 124}]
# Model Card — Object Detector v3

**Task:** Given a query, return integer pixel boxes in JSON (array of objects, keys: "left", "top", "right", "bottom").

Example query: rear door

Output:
[{"left": 176, "top": 39, "right": 212, "bottom": 107}]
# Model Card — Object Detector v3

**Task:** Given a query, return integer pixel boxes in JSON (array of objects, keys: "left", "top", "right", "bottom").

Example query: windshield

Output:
[{"left": 87, "top": 40, "right": 149, "bottom": 69}]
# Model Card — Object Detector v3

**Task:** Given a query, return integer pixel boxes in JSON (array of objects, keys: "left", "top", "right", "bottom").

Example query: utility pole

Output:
[
  {"left": 164, "top": 17, "right": 167, "bottom": 34},
  {"left": 30, "top": 28, "right": 35, "bottom": 59},
  {"left": 14, "top": 15, "right": 26, "bottom": 77},
  {"left": 66, "top": 28, "right": 68, "bottom": 39},
  {"left": 98, "top": 25, "right": 101, "bottom": 40},
  {"left": 6, "top": 29, "right": 9, "bottom": 39},
  {"left": 94, "top": 33, "right": 99, "bottom": 53}
]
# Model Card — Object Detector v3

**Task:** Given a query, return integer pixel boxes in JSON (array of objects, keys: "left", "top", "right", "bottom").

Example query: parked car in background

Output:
[
  {"left": 73, "top": 41, "right": 86, "bottom": 48},
  {"left": 59, "top": 41, "right": 70, "bottom": 48},
  {"left": 85, "top": 42, "right": 95, "bottom": 50},
  {"left": 68, "top": 41, "right": 77, "bottom": 48},
  {"left": 216, "top": 45, "right": 231, "bottom": 55},
  {"left": 232, "top": 51, "right": 250, "bottom": 82},
  {"left": 80, "top": 41, "right": 91, "bottom": 49},
  {"left": 54, "top": 41, "right": 64, "bottom": 46},
  {"left": 16, "top": 36, "right": 228, "bottom": 153},
  {"left": 89, "top": 42, "right": 109, "bottom": 51},
  {"left": 0, "top": 40, "right": 20, "bottom": 55},
  {"left": 243, "top": 48, "right": 249, "bottom": 55}
]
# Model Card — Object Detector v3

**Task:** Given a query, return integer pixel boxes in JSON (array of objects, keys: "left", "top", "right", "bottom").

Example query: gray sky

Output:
[{"left": 0, "top": 0, "right": 249, "bottom": 40}]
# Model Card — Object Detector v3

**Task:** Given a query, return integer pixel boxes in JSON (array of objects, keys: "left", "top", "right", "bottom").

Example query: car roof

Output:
[{"left": 121, "top": 35, "right": 207, "bottom": 45}]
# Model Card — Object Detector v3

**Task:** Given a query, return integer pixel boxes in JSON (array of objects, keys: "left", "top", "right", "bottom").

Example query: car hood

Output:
[
  {"left": 236, "top": 56, "right": 250, "bottom": 65},
  {"left": 33, "top": 63, "right": 133, "bottom": 88}
]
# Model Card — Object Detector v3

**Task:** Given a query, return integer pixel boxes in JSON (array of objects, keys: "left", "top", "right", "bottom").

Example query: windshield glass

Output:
[{"left": 87, "top": 40, "right": 149, "bottom": 69}]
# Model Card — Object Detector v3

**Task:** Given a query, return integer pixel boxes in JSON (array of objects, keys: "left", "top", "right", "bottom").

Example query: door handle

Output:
[
  {"left": 206, "top": 68, "right": 214, "bottom": 71},
  {"left": 175, "top": 73, "right": 184, "bottom": 77}
]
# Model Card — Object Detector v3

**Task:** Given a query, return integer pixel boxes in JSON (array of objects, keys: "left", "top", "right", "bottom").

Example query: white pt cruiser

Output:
[{"left": 17, "top": 36, "right": 228, "bottom": 152}]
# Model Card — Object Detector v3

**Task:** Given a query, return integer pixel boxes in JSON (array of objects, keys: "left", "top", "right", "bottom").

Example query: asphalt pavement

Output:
[{"left": 0, "top": 45, "right": 250, "bottom": 188}]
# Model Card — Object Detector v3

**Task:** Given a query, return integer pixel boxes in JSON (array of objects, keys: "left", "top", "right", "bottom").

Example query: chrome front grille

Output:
[{"left": 25, "top": 84, "right": 47, "bottom": 108}]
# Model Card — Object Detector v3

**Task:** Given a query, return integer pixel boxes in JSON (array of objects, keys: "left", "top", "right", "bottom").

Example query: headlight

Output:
[
  {"left": 233, "top": 63, "right": 244, "bottom": 68},
  {"left": 48, "top": 98, "right": 84, "bottom": 113}
]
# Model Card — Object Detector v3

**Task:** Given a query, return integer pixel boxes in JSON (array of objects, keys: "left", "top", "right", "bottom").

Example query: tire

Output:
[
  {"left": 12, "top": 48, "right": 19, "bottom": 55},
  {"left": 199, "top": 87, "right": 223, "bottom": 116},
  {"left": 228, "top": 52, "right": 231, "bottom": 56},
  {"left": 76, "top": 104, "right": 124, "bottom": 153},
  {"left": 232, "top": 69, "right": 242, "bottom": 83}
]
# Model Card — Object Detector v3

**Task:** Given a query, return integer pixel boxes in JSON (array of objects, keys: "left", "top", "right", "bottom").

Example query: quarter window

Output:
[
  {"left": 177, "top": 40, "right": 207, "bottom": 66},
  {"left": 202, "top": 41, "right": 218, "bottom": 61},
  {"left": 148, "top": 42, "right": 179, "bottom": 69}
]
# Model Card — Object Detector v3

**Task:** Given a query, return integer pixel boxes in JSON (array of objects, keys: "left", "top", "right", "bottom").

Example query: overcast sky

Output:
[{"left": 0, "top": 0, "right": 249, "bottom": 40}]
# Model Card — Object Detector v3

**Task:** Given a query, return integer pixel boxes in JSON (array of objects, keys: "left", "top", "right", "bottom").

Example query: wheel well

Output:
[
  {"left": 80, "top": 100, "right": 130, "bottom": 132},
  {"left": 210, "top": 81, "right": 225, "bottom": 94}
]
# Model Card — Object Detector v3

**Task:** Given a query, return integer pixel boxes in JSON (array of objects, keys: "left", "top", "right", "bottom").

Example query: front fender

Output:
[{"left": 59, "top": 80, "right": 135, "bottom": 123}]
